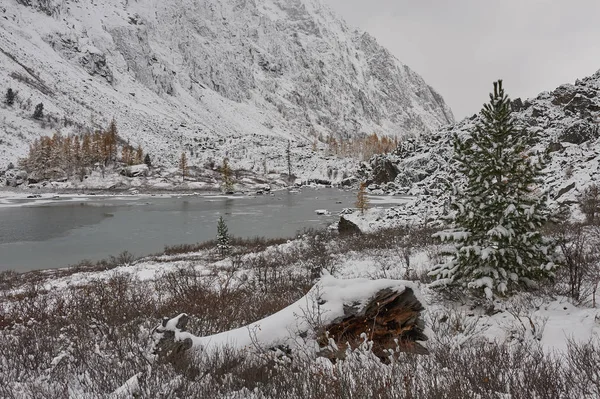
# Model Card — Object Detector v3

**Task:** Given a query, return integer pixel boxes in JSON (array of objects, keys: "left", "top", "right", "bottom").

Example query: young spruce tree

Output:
[
  {"left": 216, "top": 216, "right": 231, "bottom": 257},
  {"left": 430, "top": 80, "right": 555, "bottom": 299}
]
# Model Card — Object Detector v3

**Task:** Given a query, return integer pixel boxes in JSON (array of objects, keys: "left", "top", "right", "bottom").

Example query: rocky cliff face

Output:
[
  {"left": 0, "top": 0, "right": 453, "bottom": 172},
  {"left": 361, "top": 71, "right": 600, "bottom": 224}
]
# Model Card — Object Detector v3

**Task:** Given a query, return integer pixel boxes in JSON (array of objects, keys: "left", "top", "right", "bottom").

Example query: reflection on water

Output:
[{"left": 0, "top": 188, "right": 360, "bottom": 272}]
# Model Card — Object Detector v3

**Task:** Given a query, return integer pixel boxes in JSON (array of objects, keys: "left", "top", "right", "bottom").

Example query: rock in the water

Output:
[{"left": 338, "top": 216, "right": 362, "bottom": 236}]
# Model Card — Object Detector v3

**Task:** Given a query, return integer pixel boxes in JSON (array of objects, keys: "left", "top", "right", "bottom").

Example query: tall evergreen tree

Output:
[
  {"left": 5, "top": 88, "right": 15, "bottom": 106},
  {"left": 430, "top": 80, "right": 555, "bottom": 299},
  {"left": 144, "top": 153, "right": 152, "bottom": 168},
  {"left": 216, "top": 216, "right": 231, "bottom": 257}
]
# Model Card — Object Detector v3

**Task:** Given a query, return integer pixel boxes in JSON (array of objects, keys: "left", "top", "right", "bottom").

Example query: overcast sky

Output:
[{"left": 323, "top": 0, "right": 600, "bottom": 120}]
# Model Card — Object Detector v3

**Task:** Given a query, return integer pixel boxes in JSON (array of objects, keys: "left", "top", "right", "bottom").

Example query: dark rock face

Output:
[
  {"left": 547, "top": 142, "right": 565, "bottom": 153},
  {"left": 552, "top": 84, "right": 577, "bottom": 106},
  {"left": 338, "top": 216, "right": 362, "bottom": 236},
  {"left": 369, "top": 155, "right": 399, "bottom": 185},
  {"left": 556, "top": 182, "right": 576, "bottom": 199},
  {"left": 560, "top": 122, "right": 600, "bottom": 144},
  {"left": 511, "top": 98, "right": 525, "bottom": 112}
]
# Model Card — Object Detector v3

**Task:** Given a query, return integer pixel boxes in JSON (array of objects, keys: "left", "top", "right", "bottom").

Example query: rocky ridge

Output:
[{"left": 360, "top": 70, "right": 600, "bottom": 224}]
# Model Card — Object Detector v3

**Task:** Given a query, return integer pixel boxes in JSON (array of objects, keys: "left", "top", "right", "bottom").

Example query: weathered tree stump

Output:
[
  {"left": 153, "top": 314, "right": 193, "bottom": 363},
  {"left": 317, "top": 287, "right": 428, "bottom": 361}
]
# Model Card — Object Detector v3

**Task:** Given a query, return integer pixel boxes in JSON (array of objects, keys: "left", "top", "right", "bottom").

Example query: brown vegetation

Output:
[
  {"left": 18, "top": 119, "right": 145, "bottom": 181},
  {"left": 325, "top": 133, "right": 398, "bottom": 160}
]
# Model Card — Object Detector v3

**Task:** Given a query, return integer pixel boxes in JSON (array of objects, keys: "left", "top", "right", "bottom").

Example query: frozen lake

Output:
[{"left": 0, "top": 188, "right": 408, "bottom": 272}]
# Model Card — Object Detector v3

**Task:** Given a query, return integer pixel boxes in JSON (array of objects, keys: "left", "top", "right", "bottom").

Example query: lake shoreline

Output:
[{"left": 0, "top": 187, "right": 379, "bottom": 272}]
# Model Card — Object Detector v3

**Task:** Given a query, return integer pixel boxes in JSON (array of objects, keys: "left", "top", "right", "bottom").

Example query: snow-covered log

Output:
[{"left": 152, "top": 275, "right": 427, "bottom": 362}]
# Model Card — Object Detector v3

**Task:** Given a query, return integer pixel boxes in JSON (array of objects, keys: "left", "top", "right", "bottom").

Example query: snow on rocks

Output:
[{"left": 359, "top": 69, "right": 600, "bottom": 225}]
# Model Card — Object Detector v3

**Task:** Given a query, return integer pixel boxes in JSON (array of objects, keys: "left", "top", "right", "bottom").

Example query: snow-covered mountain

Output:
[
  {"left": 360, "top": 70, "right": 600, "bottom": 224},
  {"left": 0, "top": 0, "right": 453, "bottom": 176}
]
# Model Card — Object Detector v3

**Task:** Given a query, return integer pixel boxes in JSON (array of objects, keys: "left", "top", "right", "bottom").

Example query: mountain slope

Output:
[
  {"left": 360, "top": 71, "right": 600, "bottom": 224},
  {"left": 0, "top": 0, "right": 453, "bottom": 175}
]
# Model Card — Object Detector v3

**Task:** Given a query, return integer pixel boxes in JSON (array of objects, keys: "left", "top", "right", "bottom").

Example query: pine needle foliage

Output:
[
  {"left": 430, "top": 80, "right": 556, "bottom": 299},
  {"left": 216, "top": 216, "right": 231, "bottom": 257}
]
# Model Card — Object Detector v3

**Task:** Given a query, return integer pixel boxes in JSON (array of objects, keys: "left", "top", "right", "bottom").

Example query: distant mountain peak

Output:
[{"left": 0, "top": 0, "right": 453, "bottom": 169}]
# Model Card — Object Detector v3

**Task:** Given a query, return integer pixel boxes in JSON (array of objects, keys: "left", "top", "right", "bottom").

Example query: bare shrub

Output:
[
  {"left": 549, "top": 222, "right": 600, "bottom": 303},
  {"left": 566, "top": 339, "right": 600, "bottom": 397},
  {"left": 580, "top": 184, "right": 600, "bottom": 224}
]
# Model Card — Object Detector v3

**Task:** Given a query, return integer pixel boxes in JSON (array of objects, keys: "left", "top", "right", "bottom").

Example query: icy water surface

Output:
[{"left": 0, "top": 188, "right": 376, "bottom": 272}]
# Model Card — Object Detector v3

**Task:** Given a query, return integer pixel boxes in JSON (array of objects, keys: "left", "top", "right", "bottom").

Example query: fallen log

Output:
[{"left": 153, "top": 275, "right": 427, "bottom": 362}]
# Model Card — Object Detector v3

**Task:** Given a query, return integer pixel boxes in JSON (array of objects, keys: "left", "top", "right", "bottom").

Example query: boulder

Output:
[
  {"left": 551, "top": 84, "right": 577, "bottom": 106},
  {"left": 564, "top": 94, "right": 600, "bottom": 116},
  {"left": 5, "top": 169, "right": 27, "bottom": 187},
  {"left": 369, "top": 155, "right": 399, "bottom": 185},
  {"left": 559, "top": 122, "right": 600, "bottom": 144},
  {"left": 511, "top": 97, "right": 525, "bottom": 112},
  {"left": 338, "top": 216, "right": 362, "bottom": 236},
  {"left": 547, "top": 142, "right": 565, "bottom": 153},
  {"left": 121, "top": 164, "right": 149, "bottom": 178},
  {"left": 340, "top": 176, "right": 358, "bottom": 187}
]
